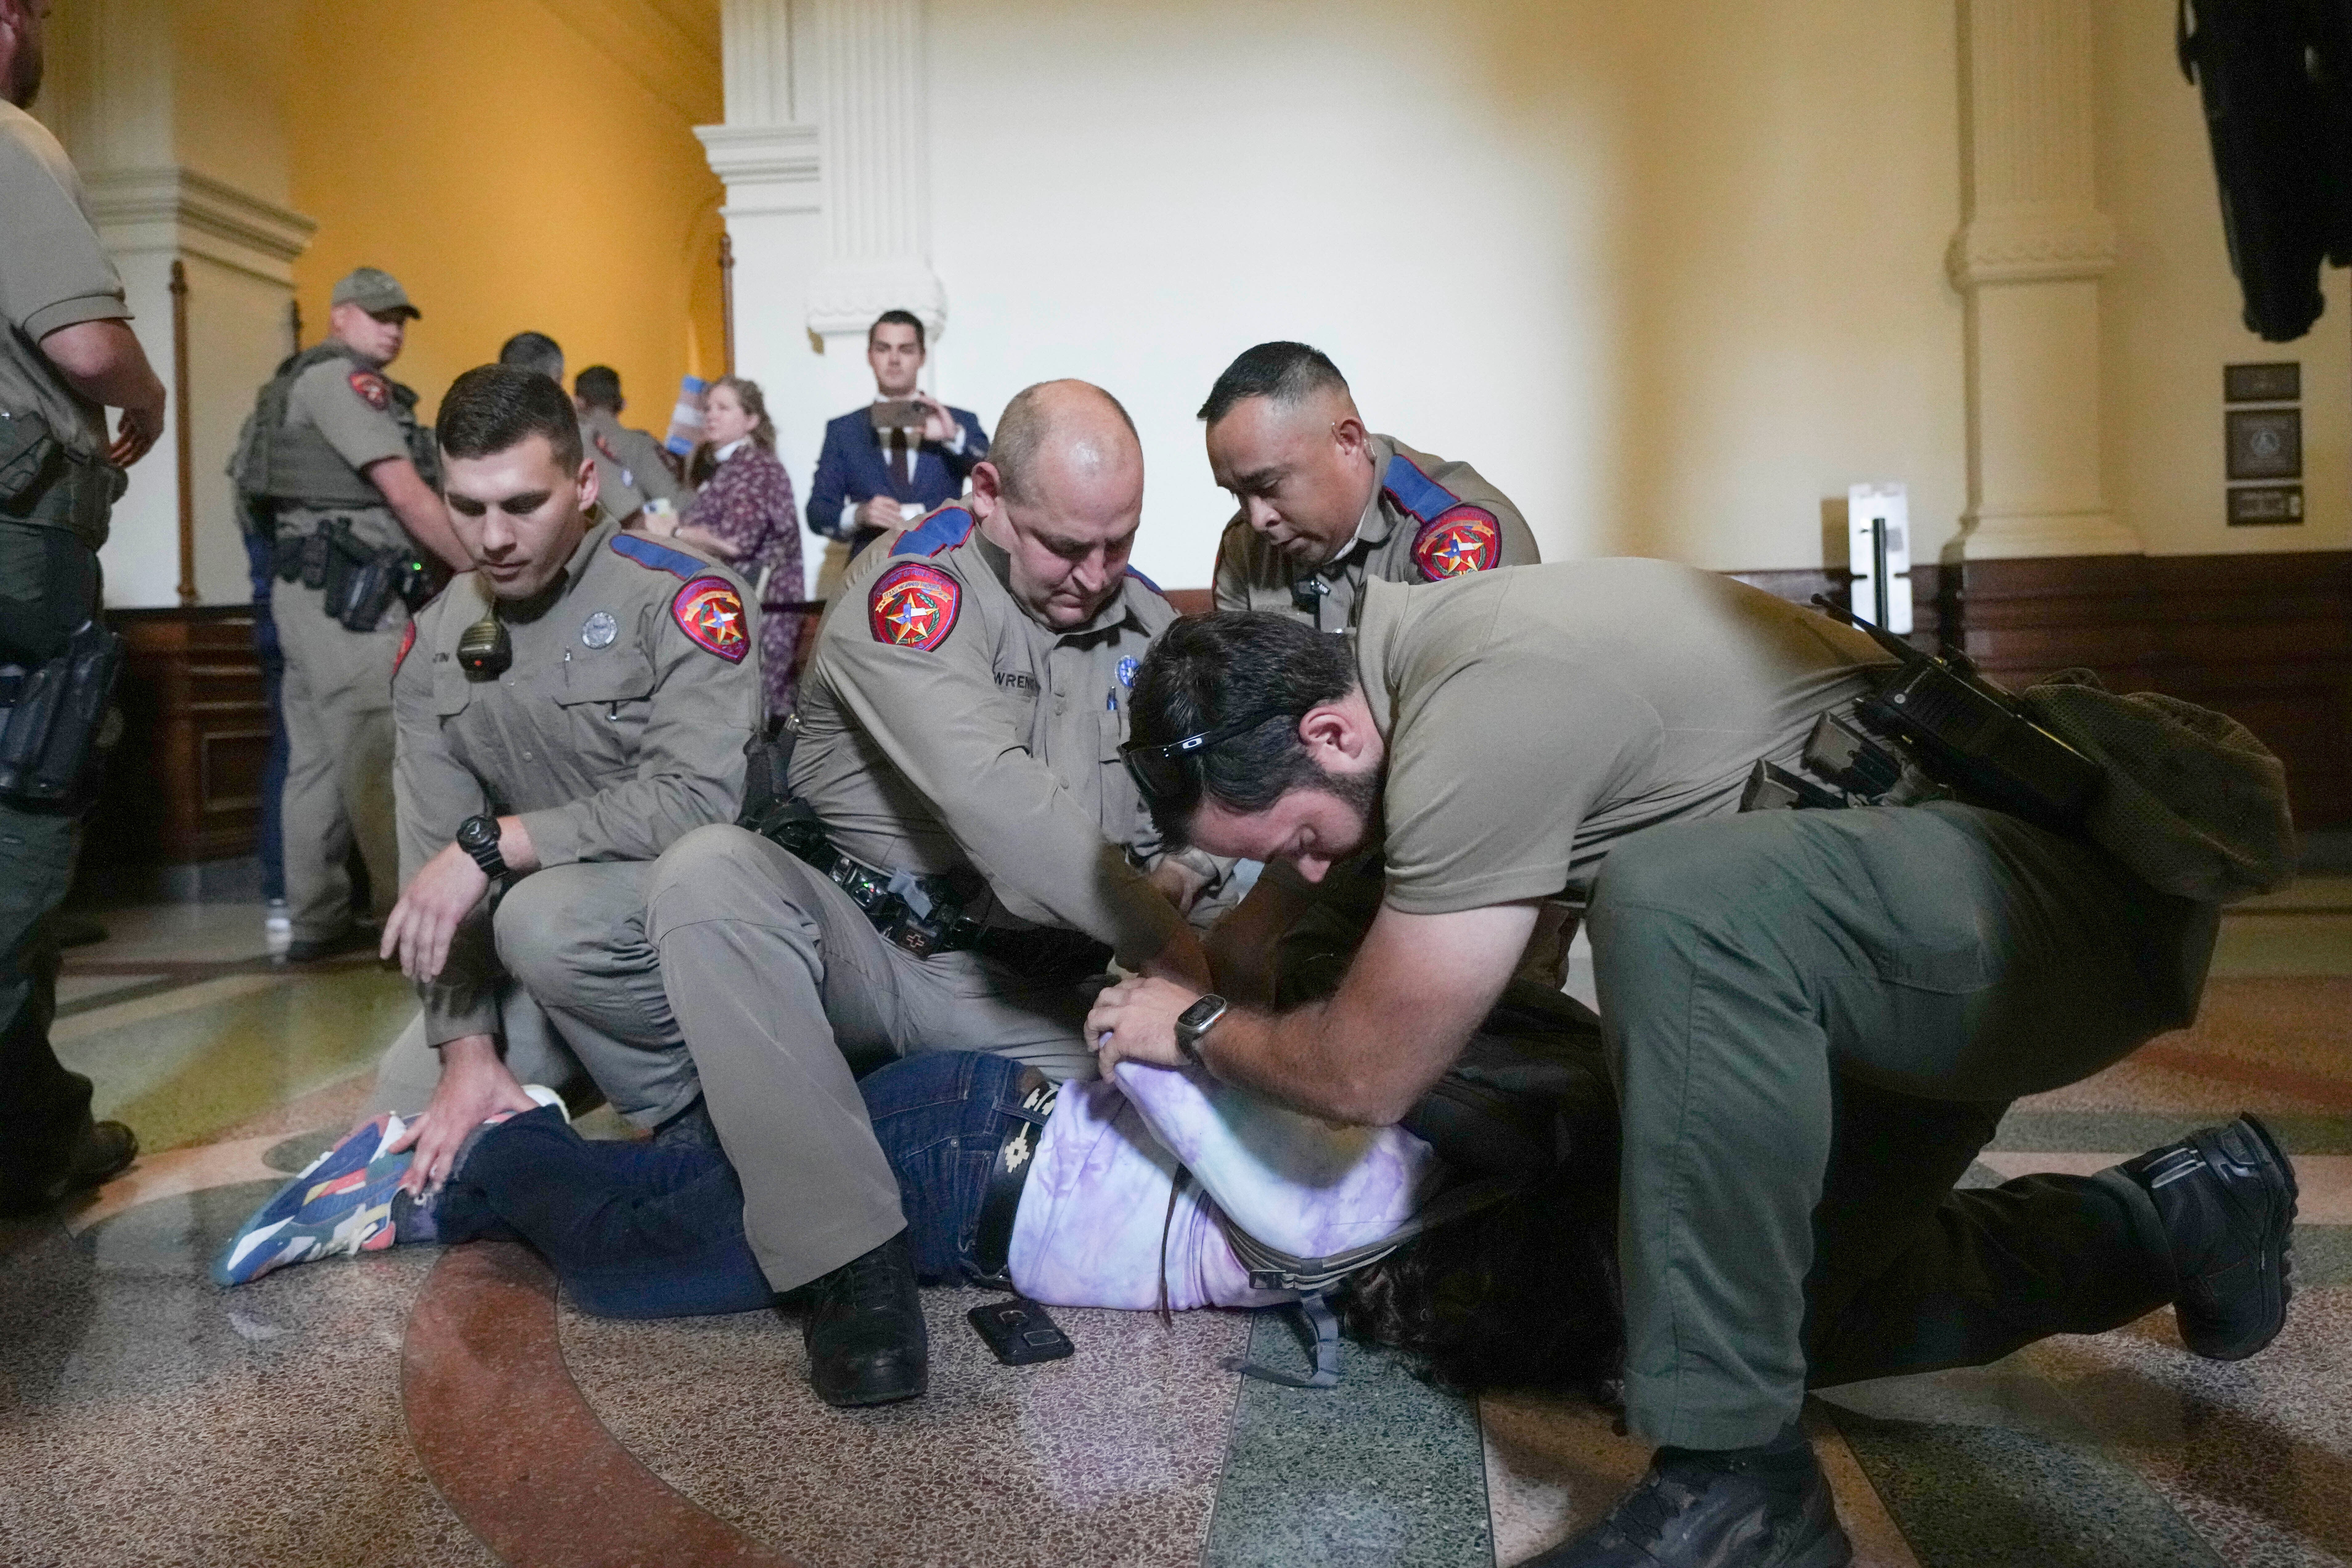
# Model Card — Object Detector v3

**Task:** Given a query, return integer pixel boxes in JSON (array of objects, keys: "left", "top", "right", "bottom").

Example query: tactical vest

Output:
[{"left": 227, "top": 341, "right": 436, "bottom": 511}]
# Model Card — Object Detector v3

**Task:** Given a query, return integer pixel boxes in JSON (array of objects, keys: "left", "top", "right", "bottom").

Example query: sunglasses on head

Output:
[{"left": 1119, "top": 709, "right": 1292, "bottom": 803}]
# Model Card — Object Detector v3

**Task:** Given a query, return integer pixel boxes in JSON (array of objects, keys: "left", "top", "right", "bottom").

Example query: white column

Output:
[
  {"left": 1946, "top": 0, "right": 2139, "bottom": 560},
  {"left": 699, "top": 0, "right": 827, "bottom": 594},
  {"left": 40, "top": 0, "right": 316, "bottom": 608},
  {"left": 802, "top": 0, "right": 944, "bottom": 345}
]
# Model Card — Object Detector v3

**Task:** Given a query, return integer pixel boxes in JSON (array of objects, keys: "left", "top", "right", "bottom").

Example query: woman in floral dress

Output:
[{"left": 641, "top": 375, "right": 804, "bottom": 719}]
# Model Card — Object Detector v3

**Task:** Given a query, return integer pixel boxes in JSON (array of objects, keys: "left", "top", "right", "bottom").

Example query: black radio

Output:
[{"left": 1800, "top": 596, "right": 2103, "bottom": 830}]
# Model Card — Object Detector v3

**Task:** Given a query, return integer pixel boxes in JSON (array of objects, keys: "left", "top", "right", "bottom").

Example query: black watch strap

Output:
[{"left": 456, "top": 815, "right": 507, "bottom": 880}]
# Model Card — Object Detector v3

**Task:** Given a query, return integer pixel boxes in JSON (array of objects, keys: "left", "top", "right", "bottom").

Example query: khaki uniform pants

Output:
[
  {"left": 363, "top": 862, "right": 698, "bottom": 1127},
  {"left": 275, "top": 581, "right": 401, "bottom": 941},
  {"left": 645, "top": 824, "right": 1098, "bottom": 1293},
  {"left": 1588, "top": 802, "right": 2216, "bottom": 1451}
]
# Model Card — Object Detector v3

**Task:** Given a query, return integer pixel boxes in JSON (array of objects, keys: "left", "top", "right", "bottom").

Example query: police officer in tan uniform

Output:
[
  {"left": 231, "top": 266, "right": 467, "bottom": 961},
  {"left": 1099, "top": 571, "right": 2287, "bottom": 1568},
  {"left": 1204, "top": 341, "right": 1536, "bottom": 631},
  {"left": 360, "top": 365, "right": 760, "bottom": 1192},
  {"left": 0, "top": 0, "right": 165, "bottom": 1212},
  {"left": 1200, "top": 341, "right": 1549, "bottom": 1004},
  {"left": 646, "top": 379, "right": 1222, "bottom": 1409},
  {"left": 572, "top": 365, "right": 682, "bottom": 526}
]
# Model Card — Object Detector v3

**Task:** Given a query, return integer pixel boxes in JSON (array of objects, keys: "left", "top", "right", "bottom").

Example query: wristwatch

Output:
[
  {"left": 455, "top": 814, "right": 508, "bottom": 881},
  {"left": 1173, "top": 994, "right": 1229, "bottom": 1067}
]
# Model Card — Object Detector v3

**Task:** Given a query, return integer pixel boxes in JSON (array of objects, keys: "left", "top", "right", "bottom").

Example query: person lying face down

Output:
[{"left": 209, "top": 1047, "right": 1625, "bottom": 1397}]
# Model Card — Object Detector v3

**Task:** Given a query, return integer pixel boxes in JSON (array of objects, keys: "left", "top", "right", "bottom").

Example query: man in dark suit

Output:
[{"left": 807, "top": 310, "right": 989, "bottom": 558}]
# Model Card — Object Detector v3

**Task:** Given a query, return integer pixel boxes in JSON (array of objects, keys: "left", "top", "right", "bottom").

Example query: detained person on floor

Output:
[
  {"left": 1086, "top": 574, "right": 2299, "bottom": 1568},
  {"left": 353, "top": 365, "right": 761, "bottom": 1195}
]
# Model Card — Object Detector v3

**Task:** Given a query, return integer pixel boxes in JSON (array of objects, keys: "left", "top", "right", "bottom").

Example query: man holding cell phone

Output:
[{"left": 807, "top": 309, "right": 990, "bottom": 561}]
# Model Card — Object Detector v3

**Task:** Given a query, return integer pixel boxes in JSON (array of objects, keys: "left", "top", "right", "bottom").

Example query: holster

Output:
[
  {"left": 0, "top": 618, "right": 125, "bottom": 808},
  {"left": 0, "top": 409, "right": 126, "bottom": 545}
]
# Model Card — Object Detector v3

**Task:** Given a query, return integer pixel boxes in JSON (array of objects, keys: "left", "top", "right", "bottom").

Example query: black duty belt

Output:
[
  {"left": 971, "top": 1074, "right": 1059, "bottom": 1283},
  {"left": 796, "top": 838, "right": 1112, "bottom": 979}
]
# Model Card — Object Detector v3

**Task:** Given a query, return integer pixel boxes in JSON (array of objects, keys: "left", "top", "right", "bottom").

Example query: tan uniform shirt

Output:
[
  {"left": 1211, "top": 435, "right": 1537, "bottom": 632},
  {"left": 276, "top": 356, "right": 424, "bottom": 553},
  {"left": 393, "top": 516, "right": 762, "bottom": 1042},
  {"left": 0, "top": 101, "right": 129, "bottom": 485},
  {"left": 1354, "top": 559, "right": 1895, "bottom": 917},
  {"left": 790, "top": 504, "right": 1196, "bottom": 967},
  {"left": 581, "top": 407, "right": 683, "bottom": 521}
]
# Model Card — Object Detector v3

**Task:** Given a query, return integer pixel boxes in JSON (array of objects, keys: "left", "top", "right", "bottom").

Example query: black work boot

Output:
[
  {"left": 1527, "top": 1429, "right": 1851, "bottom": 1568},
  {"left": 0, "top": 1118, "right": 138, "bottom": 1218},
  {"left": 2119, "top": 1113, "right": 2298, "bottom": 1361},
  {"left": 802, "top": 1229, "right": 927, "bottom": 1408}
]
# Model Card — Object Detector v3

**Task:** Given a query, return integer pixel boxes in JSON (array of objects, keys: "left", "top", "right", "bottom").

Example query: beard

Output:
[{"left": 1310, "top": 761, "right": 1383, "bottom": 858}]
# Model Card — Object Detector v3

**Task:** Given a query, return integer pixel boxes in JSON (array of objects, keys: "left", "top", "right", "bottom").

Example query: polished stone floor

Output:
[{"left": 2, "top": 873, "right": 2348, "bottom": 1567}]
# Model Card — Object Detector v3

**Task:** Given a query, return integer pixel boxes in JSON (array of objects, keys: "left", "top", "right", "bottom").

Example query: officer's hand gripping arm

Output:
[{"left": 38, "top": 319, "right": 165, "bottom": 466}]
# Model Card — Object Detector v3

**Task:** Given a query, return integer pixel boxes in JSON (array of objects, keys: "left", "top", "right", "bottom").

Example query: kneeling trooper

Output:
[
  {"left": 1092, "top": 565, "right": 2297, "bottom": 1568},
  {"left": 646, "top": 380, "right": 1231, "bottom": 1408},
  {"left": 366, "top": 364, "right": 761, "bottom": 1189}
]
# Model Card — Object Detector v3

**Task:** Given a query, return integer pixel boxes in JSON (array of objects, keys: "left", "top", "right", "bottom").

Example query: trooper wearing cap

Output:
[{"left": 229, "top": 266, "right": 469, "bottom": 961}]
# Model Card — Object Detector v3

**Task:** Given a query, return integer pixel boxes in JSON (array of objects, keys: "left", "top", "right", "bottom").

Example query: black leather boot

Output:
[
  {"left": 802, "top": 1229, "right": 927, "bottom": 1408},
  {"left": 0, "top": 1118, "right": 138, "bottom": 1218},
  {"left": 1527, "top": 1431, "right": 1851, "bottom": 1568},
  {"left": 2119, "top": 1112, "right": 2298, "bottom": 1361}
]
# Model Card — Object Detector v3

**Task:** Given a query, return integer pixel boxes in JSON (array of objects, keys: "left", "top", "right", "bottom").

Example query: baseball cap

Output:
[{"left": 330, "top": 267, "right": 420, "bottom": 320}]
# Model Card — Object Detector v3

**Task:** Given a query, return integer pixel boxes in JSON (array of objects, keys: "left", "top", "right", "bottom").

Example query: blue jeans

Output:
[
  {"left": 436, "top": 1051, "right": 1038, "bottom": 1318},
  {"left": 242, "top": 530, "right": 287, "bottom": 904}
]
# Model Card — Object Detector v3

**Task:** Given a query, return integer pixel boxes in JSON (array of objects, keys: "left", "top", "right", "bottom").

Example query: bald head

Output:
[{"left": 973, "top": 380, "right": 1147, "bottom": 630}]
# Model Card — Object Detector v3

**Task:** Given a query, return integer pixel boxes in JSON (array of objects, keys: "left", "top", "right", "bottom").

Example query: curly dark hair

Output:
[{"left": 1336, "top": 1161, "right": 1624, "bottom": 1401}]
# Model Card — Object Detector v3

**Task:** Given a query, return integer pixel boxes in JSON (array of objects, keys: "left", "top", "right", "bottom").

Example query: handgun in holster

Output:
[{"left": 0, "top": 619, "right": 125, "bottom": 808}]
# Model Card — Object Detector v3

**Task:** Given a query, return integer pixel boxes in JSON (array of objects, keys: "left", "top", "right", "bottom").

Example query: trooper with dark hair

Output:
[
  {"left": 496, "top": 330, "right": 565, "bottom": 384},
  {"left": 1198, "top": 341, "right": 1552, "bottom": 1009},
  {"left": 1093, "top": 568, "right": 2297, "bottom": 1568},
  {"left": 359, "top": 362, "right": 762, "bottom": 1198},
  {"left": 570, "top": 363, "right": 683, "bottom": 527}
]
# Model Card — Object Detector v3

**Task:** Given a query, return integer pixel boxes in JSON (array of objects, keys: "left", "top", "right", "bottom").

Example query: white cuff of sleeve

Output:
[{"left": 839, "top": 500, "right": 861, "bottom": 533}]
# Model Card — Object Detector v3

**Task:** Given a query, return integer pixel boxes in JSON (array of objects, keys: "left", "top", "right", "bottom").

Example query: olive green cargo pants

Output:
[{"left": 1588, "top": 802, "right": 2218, "bottom": 1450}]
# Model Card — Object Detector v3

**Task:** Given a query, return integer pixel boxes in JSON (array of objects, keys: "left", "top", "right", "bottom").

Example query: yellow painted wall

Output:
[{"left": 286, "top": 0, "right": 725, "bottom": 431}]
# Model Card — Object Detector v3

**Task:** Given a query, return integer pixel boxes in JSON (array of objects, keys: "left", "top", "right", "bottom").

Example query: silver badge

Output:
[{"left": 581, "top": 611, "right": 619, "bottom": 649}]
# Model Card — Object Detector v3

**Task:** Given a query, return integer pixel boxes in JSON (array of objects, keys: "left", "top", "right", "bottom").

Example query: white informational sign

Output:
[{"left": 1847, "top": 482, "right": 1913, "bottom": 636}]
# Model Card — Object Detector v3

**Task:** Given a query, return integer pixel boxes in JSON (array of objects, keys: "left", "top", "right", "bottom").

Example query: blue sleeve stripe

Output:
[
  {"left": 1380, "top": 452, "right": 1460, "bottom": 523},
  {"left": 1124, "top": 565, "right": 1165, "bottom": 595},
  {"left": 609, "top": 532, "right": 708, "bottom": 579},
  {"left": 890, "top": 505, "right": 977, "bottom": 557}
]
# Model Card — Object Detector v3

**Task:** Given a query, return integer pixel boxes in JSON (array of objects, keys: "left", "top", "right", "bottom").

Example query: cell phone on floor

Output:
[{"left": 968, "top": 1298, "right": 1074, "bottom": 1366}]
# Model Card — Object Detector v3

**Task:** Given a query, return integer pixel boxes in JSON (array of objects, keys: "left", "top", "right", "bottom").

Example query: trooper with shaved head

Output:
[{"left": 645, "top": 379, "right": 1227, "bottom": 1411}]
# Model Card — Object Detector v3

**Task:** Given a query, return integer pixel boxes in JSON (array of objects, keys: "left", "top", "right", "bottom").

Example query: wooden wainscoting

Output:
[
  {"left": 1944, "top": 553, "right": 2352, "bottom": 831},
  {"left": 87, "top": 607, "right": 268, "bottom": 865}
]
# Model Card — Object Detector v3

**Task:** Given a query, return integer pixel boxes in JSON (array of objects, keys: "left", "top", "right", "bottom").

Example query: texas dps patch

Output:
[
  {"left": 671, "top": 577, "right": 748, "bottom": 662},
  {"left": 1411, "top": 506, "right": 1502, "bottom": 581},
  {"left": 348, "top": 370, "right": 391, "bottom": 411},
  {"left": 868, "top": 561, "right": 961, "bottom": 652}
]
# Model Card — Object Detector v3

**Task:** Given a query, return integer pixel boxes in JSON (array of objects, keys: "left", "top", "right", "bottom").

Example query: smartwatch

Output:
[
  {"left": 455, "top": 814, "right": 508, "bottom": 881},
  {"left": 1173, "top": 994, "right": 1229, "bottom": 1067}
]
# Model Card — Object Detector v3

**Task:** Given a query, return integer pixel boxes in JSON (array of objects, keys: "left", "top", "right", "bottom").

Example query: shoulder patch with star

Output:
[
  {"left": 347, "top": 370, "right": 391, "bottom": 411},
  {"left": 1411, "top": 505, "right": 1503, "bottom": 581},
  {"left": 672, "top": 576, "right": 749, "bottom": 662},
  {"left": 868, "top": 560, "right": 962, "bottom": 651}
]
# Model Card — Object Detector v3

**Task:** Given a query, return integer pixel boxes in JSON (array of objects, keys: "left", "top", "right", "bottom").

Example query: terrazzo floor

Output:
[{"left": 2, "top": 875, "right": 2347, "bottom": 1567}]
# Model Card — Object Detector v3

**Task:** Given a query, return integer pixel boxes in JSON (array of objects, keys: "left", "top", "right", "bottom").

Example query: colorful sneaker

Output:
[{"left": 212, "top": 1113, "right": 412, "bottom": 1286}]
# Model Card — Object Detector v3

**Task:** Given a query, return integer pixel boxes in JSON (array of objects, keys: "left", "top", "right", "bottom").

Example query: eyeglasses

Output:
[{"left": 1119, "top": 710, "right": 1290, "bottom": 803}]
